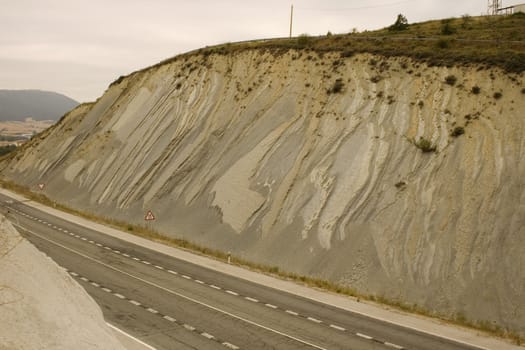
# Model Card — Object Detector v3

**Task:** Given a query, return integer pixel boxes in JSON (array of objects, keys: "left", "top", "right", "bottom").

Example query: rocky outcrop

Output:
[{"left": 1, "top": 49, "right": 524, "bottom": 336}]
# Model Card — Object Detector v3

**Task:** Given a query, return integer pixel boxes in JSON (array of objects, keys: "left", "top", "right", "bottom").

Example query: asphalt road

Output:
[{"left": 0, "top": 193, "right": 484, "bottom": 350}]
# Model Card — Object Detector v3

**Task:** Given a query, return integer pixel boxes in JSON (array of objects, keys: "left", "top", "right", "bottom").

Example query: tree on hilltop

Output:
[{"left": 389, "top": 14, "right": 409, "bottom": 31}]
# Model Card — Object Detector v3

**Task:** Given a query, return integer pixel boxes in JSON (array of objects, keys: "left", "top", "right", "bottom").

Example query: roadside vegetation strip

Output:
[
  {"left": 2, "top": 181, "right": 524, "bottom": 345},
  {"left": 66, "top": 270, "right": 241, "bottom": 350}
]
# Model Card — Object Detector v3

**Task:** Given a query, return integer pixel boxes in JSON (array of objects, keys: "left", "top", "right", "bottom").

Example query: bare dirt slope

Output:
[
  {"left": 1, "top": 49, "right": 524, "bottom": 337},
  {"left": 0, "top": 215, "right": 126, "bottom": 349}
]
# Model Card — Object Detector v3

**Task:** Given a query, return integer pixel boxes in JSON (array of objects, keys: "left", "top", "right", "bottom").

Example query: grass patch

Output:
[
  {"left": 327, "top": 78, "right": 344, "bottom": 94},
  {"left": 451, "top": 126, "right": 465, "bottom": 137},
  {"left": 414, "top": 137, "right": 437, "bottom": 152},
  {"left": 444, "top": 75, "right": 457, "bottom": 85}
]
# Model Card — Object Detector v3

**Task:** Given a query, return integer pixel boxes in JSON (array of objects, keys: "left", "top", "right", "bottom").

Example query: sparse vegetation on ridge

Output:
[{"left": 115, "top": 11, "right": 525, "bottom": 87}]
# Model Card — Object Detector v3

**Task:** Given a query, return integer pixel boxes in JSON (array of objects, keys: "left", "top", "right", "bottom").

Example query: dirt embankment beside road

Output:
[{"left": 0, "top": 215, "right": 126, "bottom": 349}]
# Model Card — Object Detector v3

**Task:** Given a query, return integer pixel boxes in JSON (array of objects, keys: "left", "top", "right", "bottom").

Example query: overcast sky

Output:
[{"left": 1, "top": 0, "right": 521, "bottom": 102}]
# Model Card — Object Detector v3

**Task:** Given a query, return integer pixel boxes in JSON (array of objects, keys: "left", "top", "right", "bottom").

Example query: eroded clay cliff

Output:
[{"left": 2, "top": 49, "right": 524, "bottom": 336}]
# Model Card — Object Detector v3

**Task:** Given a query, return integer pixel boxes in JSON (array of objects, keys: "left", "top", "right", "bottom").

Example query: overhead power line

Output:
[{"left": 295, "top": 0, "right": 417, "bottom": 12}]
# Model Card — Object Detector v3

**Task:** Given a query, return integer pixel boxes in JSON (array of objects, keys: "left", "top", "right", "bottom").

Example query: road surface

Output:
[{"left": 0, "top": 192, "right": 504, "bottom": 350}]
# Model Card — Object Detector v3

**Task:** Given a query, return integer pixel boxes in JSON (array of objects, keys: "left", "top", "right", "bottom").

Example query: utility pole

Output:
[{"left": 289, "top": 4, "right": 294, "bottom": 38}]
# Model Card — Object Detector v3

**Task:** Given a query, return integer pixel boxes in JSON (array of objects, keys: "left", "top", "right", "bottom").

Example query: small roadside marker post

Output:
[{"left": 227, "top": 251, "right": 231, "bottom": 264}]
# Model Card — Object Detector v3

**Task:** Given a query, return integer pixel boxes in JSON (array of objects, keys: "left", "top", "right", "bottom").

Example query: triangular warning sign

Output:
[{"left": 144, "top": 210, "right": 155, "bottom": 221}]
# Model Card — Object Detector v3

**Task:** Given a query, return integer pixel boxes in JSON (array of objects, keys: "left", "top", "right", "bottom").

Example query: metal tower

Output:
[{"left": 488, "top": 0, "right": 502, "bottom": 15}]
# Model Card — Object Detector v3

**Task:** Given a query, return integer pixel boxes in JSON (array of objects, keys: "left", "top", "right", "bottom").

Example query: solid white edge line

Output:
[{"left": 106, "top": 322, "right": 157, "bottom": 350}]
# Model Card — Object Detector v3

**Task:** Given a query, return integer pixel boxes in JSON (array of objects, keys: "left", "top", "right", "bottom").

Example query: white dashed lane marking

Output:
[
  {"left": 184, "top": 324, "right": 196, "bottom": 331},
  {"left": 226, "top": 290, "right": 239, "bottom": 296},
  {"left": 210, "top": 285, "right": 221, "bottom": 290},
  {"left": 163, "top": 315, "right": 176, "bottom": 322},
  {"left": 307, "top": 317, "right": 322, "bottom": 324},
  {"left": 265, "top": 303, "right": 277, "bottom": 309},
  {"left": 114, "top": 293, "right": 125, "bottom": 299},
  {"left": 129, "top": 300, "right": 141, "bottom": 306},
  {"left": 245, "top": 297, "right": 259, "bottom": 303},
  {"left": 147, "top": 308, "right": 158, "bottom": 314},
  {"left": 286, "top": 310, "right": 299, "bottom": 316},
  {"left": 222, "top": 342, "right": 240, "bottom": 349},
  {"left": 329, "top": 324, "right": 346, "bottom": 331},
  {"left": 357, "top": 333, "right": 373, "bottom": 340},
  {"left": 385, "top": 342, "right": 404, "bottom": 349},
  {"left": 201, "top": 332, "right": 215, "bottom": 339}
]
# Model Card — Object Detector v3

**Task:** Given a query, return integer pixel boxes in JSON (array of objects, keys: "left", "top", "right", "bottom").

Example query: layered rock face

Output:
[{"left": 2, "top": 49, "right": 524, "bottom": 335}]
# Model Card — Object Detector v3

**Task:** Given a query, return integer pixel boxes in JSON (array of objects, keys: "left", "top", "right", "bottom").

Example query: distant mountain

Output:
[{"left": 0, "top": 90, "right": 79, "bottom": 122}]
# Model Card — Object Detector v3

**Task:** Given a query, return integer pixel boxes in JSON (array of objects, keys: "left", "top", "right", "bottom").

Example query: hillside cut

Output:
[{"left": 1, "top": 49, "right": 524, "bottom": 336}]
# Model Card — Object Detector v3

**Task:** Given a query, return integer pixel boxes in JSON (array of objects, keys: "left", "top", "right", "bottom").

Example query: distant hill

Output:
[{"left": 0, "top": 90, "right": 79, "bottom": 122}]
